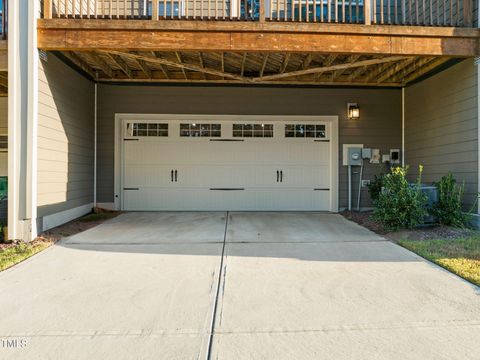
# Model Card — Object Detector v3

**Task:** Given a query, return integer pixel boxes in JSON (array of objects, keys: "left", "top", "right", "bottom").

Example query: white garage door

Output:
[{"left": 120, "top": 116, "right": 337, "bottom": 211}]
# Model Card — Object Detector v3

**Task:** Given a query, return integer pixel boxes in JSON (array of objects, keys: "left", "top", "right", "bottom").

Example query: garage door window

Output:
[
  {"left": 127, "top": 123, "right": 169, "bottom": 137},
  {"left": 180, "top": 123, "right": 221, "bottom": 137},
  {"left": 285, "top": 124, "right": 326, "bottom": 138},
  {"left": 233, "top": 124, "right": 274, "bottom": 138}
]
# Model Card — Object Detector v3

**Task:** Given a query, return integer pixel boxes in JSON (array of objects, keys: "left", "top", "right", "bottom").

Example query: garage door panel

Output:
[
  {"left": 280, "top": 166, "right": 330, "bottom": 188},
  {"left": 122, "top": 118, "right": 335, "bottom": 211},
  {"left": 123, "top": 188, "right": 330, "bottom": 211},
  {"left": 124, "top": 165, "right": 173, "bottom": 187}
]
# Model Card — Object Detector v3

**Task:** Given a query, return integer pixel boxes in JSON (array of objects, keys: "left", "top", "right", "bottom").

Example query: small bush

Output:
[
  {"left": 373, "top": 165, "right": 428, "bottom": 231},
  {"left": 432, "top": 172, "right": 471, "bottom": 227},
  {"left": 367, "top": 173, "right": 386, "bottom": 202}
]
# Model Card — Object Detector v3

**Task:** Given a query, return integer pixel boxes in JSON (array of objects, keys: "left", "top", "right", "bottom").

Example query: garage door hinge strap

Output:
[
  {"left": 124, "top": 139, "right": 139, "bottom": 141},
  {"left": 123, "top": 187, "right": 139, "bottom": 190}
]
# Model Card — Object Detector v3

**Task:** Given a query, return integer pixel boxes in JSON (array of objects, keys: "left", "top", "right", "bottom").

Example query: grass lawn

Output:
[
  {"left": 399, "top": 236, "right": 480, "bottom": 287},
  {"left": 0, "top": 241, "right": 53, "bottom": 272}
]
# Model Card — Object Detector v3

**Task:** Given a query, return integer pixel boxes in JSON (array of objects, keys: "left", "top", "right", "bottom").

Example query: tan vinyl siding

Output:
[
  {"left": 37, "top": 54, "right": 95, "bottom": 219},
  {"left": 405, "top": 59, "right": 478, "bottom": 210},
  {"left": 97, "top": 85, "right": 402, "bottom": 209},
  {"left": 0, "top": 97, "right": 7, "bottom": 177},
  {"left": 0, "top": 97, "right": 7, "bottom": 135}
]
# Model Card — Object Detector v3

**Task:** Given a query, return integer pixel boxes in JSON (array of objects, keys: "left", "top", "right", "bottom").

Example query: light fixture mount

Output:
[{"left": 347, "top": 103, "right": 360, "bottom": 120}]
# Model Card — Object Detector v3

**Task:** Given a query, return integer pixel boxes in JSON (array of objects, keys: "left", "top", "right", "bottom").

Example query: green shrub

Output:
[
  {"left": 367, "top": 173, "right": 386, "bottom": 202},
  {"left": 373, "top": 165, "right": 428, "bottom": 231},
  {"left": 432, "top": 172, "right": 471, "bottom": 227}
]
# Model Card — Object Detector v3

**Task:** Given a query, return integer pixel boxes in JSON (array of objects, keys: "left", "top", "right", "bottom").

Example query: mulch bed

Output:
[
  {"left": 0, "top": 209, "right": 121, "bottom": 248},
  {"left": 341, "top": 210, "right": 478, "bottom": 242}
]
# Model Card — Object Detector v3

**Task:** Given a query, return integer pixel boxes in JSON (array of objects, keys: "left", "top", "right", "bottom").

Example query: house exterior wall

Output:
[
  {"left": 0, "top": 97, "right": 7, "bottom": 177},
  {"left": 37, "top": 54, "right": 95, "bottom": 229},
  {"left": 405, "top": 59, "right": 478, "bottom": 210},
  {"left": 0, "top": 97, "right": 7, "bottom": 134},
  {"left": 97, "top": 85, "right": 402, "bottom": 209}
]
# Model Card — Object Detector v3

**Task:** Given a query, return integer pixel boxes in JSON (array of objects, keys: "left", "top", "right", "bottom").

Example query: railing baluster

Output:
[
  {"left": 421, "top": 0, "right": 425, "bottom": 24},
  {"left": 388, "top": 0, "right": 391, "bottom": 23},
  {"left": 465, "top": 0, "right": 472, "bottom": 26},
  {"left": 348, "top": 0, "right": 352, "bottom": 24},
  {"left": 319, "top": 0, "right": 323, "bottom": 21},
  {"left": 335, "top": 0, "right": 338, "bottom": 22},
  {"left": 356, "top": 0, "right": 359, "bottom": 23},
  {"left": 458, "top": 0, "right": 461, "bottom": 25},
  {"left": 429, "top": 0, "right": 432, "bottom": 24},
  {"left": 394, "top": 0, "right": 398, "bottom": 23},
  {"left": 449, "top": 0, "right": 452, "bottom": 24},
  {"left": 442, "top": 0, "right": 445, "bottom": 25},
  {"left": 380, "top": 0, "right": 384, "bottom": 23}
]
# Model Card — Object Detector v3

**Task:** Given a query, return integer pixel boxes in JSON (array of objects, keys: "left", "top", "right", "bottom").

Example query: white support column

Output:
[{"left": 8, "top": 0, "right": 39, "bottom": 241}]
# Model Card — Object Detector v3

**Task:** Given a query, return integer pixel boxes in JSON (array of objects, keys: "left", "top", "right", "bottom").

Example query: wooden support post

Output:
[
  {"left": 44, "top": 0, "right": 53, "bottom": 19},
  {"left": 364, "top": 0, "right": 371, "bottom": 25},
  {"left": 463, "top": 0, "right": 472, "bottom": 27},
  {"left": 152, "top": 0, "right": 159, "bottom": 20},
  {"left": 259, "top": 0, "right": 265, "bottom": 22}
]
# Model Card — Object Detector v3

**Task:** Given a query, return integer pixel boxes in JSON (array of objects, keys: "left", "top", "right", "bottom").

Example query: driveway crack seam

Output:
[{"left": 205, "top": 211, "right": 229, "bottom": 360}]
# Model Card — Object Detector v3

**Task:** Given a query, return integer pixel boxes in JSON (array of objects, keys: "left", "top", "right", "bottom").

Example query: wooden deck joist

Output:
[
  {"left": 38, "top": 20, "right": 480, "bottom": 57},
  {"left": 54, "top": 49, "right": 455, "bottom": 87}
]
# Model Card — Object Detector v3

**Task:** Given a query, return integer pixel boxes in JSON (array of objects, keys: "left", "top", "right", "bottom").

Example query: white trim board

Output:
[
  {"left": 114, "top": 114, "right": 339, "bottom": 212},
  {"left": 41, "top": 203, "right": 93, "bottom": 232}
]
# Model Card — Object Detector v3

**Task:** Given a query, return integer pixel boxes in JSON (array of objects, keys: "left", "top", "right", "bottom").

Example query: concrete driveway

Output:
[{"left": 0, "top": 212, "right": 479, "bottom": 360}]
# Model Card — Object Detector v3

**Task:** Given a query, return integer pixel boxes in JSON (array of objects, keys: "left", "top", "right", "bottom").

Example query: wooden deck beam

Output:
[{"left": 37, "top": 20, "right": 480, "bottom": 57}]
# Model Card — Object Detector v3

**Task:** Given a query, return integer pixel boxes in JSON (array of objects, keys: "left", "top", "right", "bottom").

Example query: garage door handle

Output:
[
  {"left": 280, "top": 170, "right": 283, "bottom": 182},
  {"left": 276, "top": 170, "right": 279, "bottom": 182},
  {"left": 175, "top": 170, "right": 178, "bottom": 182},
  {"left": 171, "top": 170, "right": 174, "bottom": 182}
]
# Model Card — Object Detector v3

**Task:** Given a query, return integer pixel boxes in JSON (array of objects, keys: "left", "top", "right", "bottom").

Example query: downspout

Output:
[
  {"left": 402, "top": 87, "right": 405, "bottom": 167},
  {"left": 94, "top": 81, "right": 98, "bottom": 209}
]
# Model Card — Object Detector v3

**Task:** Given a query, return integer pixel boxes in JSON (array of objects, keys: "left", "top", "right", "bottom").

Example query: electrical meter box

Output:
[{"left": 347, "top": 147, "right": 363, "bottom": 166}]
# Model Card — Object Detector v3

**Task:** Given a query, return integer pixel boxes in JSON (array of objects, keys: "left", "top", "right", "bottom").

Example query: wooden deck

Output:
[{"left": 38, "top": 0, "right": 479, "bottom": 86}]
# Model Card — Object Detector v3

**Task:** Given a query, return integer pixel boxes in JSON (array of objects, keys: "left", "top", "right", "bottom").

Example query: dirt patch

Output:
[
  {"left": 38, "top": 210, "right": 121, "bottom": 243},
  {"left": 341, "top": 210, "right": 479, "bottom": 242},
  {"left": 1, "top": 209, "right": 121, "bottom": 247},
  {"left": 342, "top": 210, "right": 390, "bottom": 235}
]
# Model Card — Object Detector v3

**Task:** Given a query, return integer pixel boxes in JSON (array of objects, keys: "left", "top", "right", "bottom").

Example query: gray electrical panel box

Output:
[{"left": 347, "top": 147, "right": 363, "bottom": 166}]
